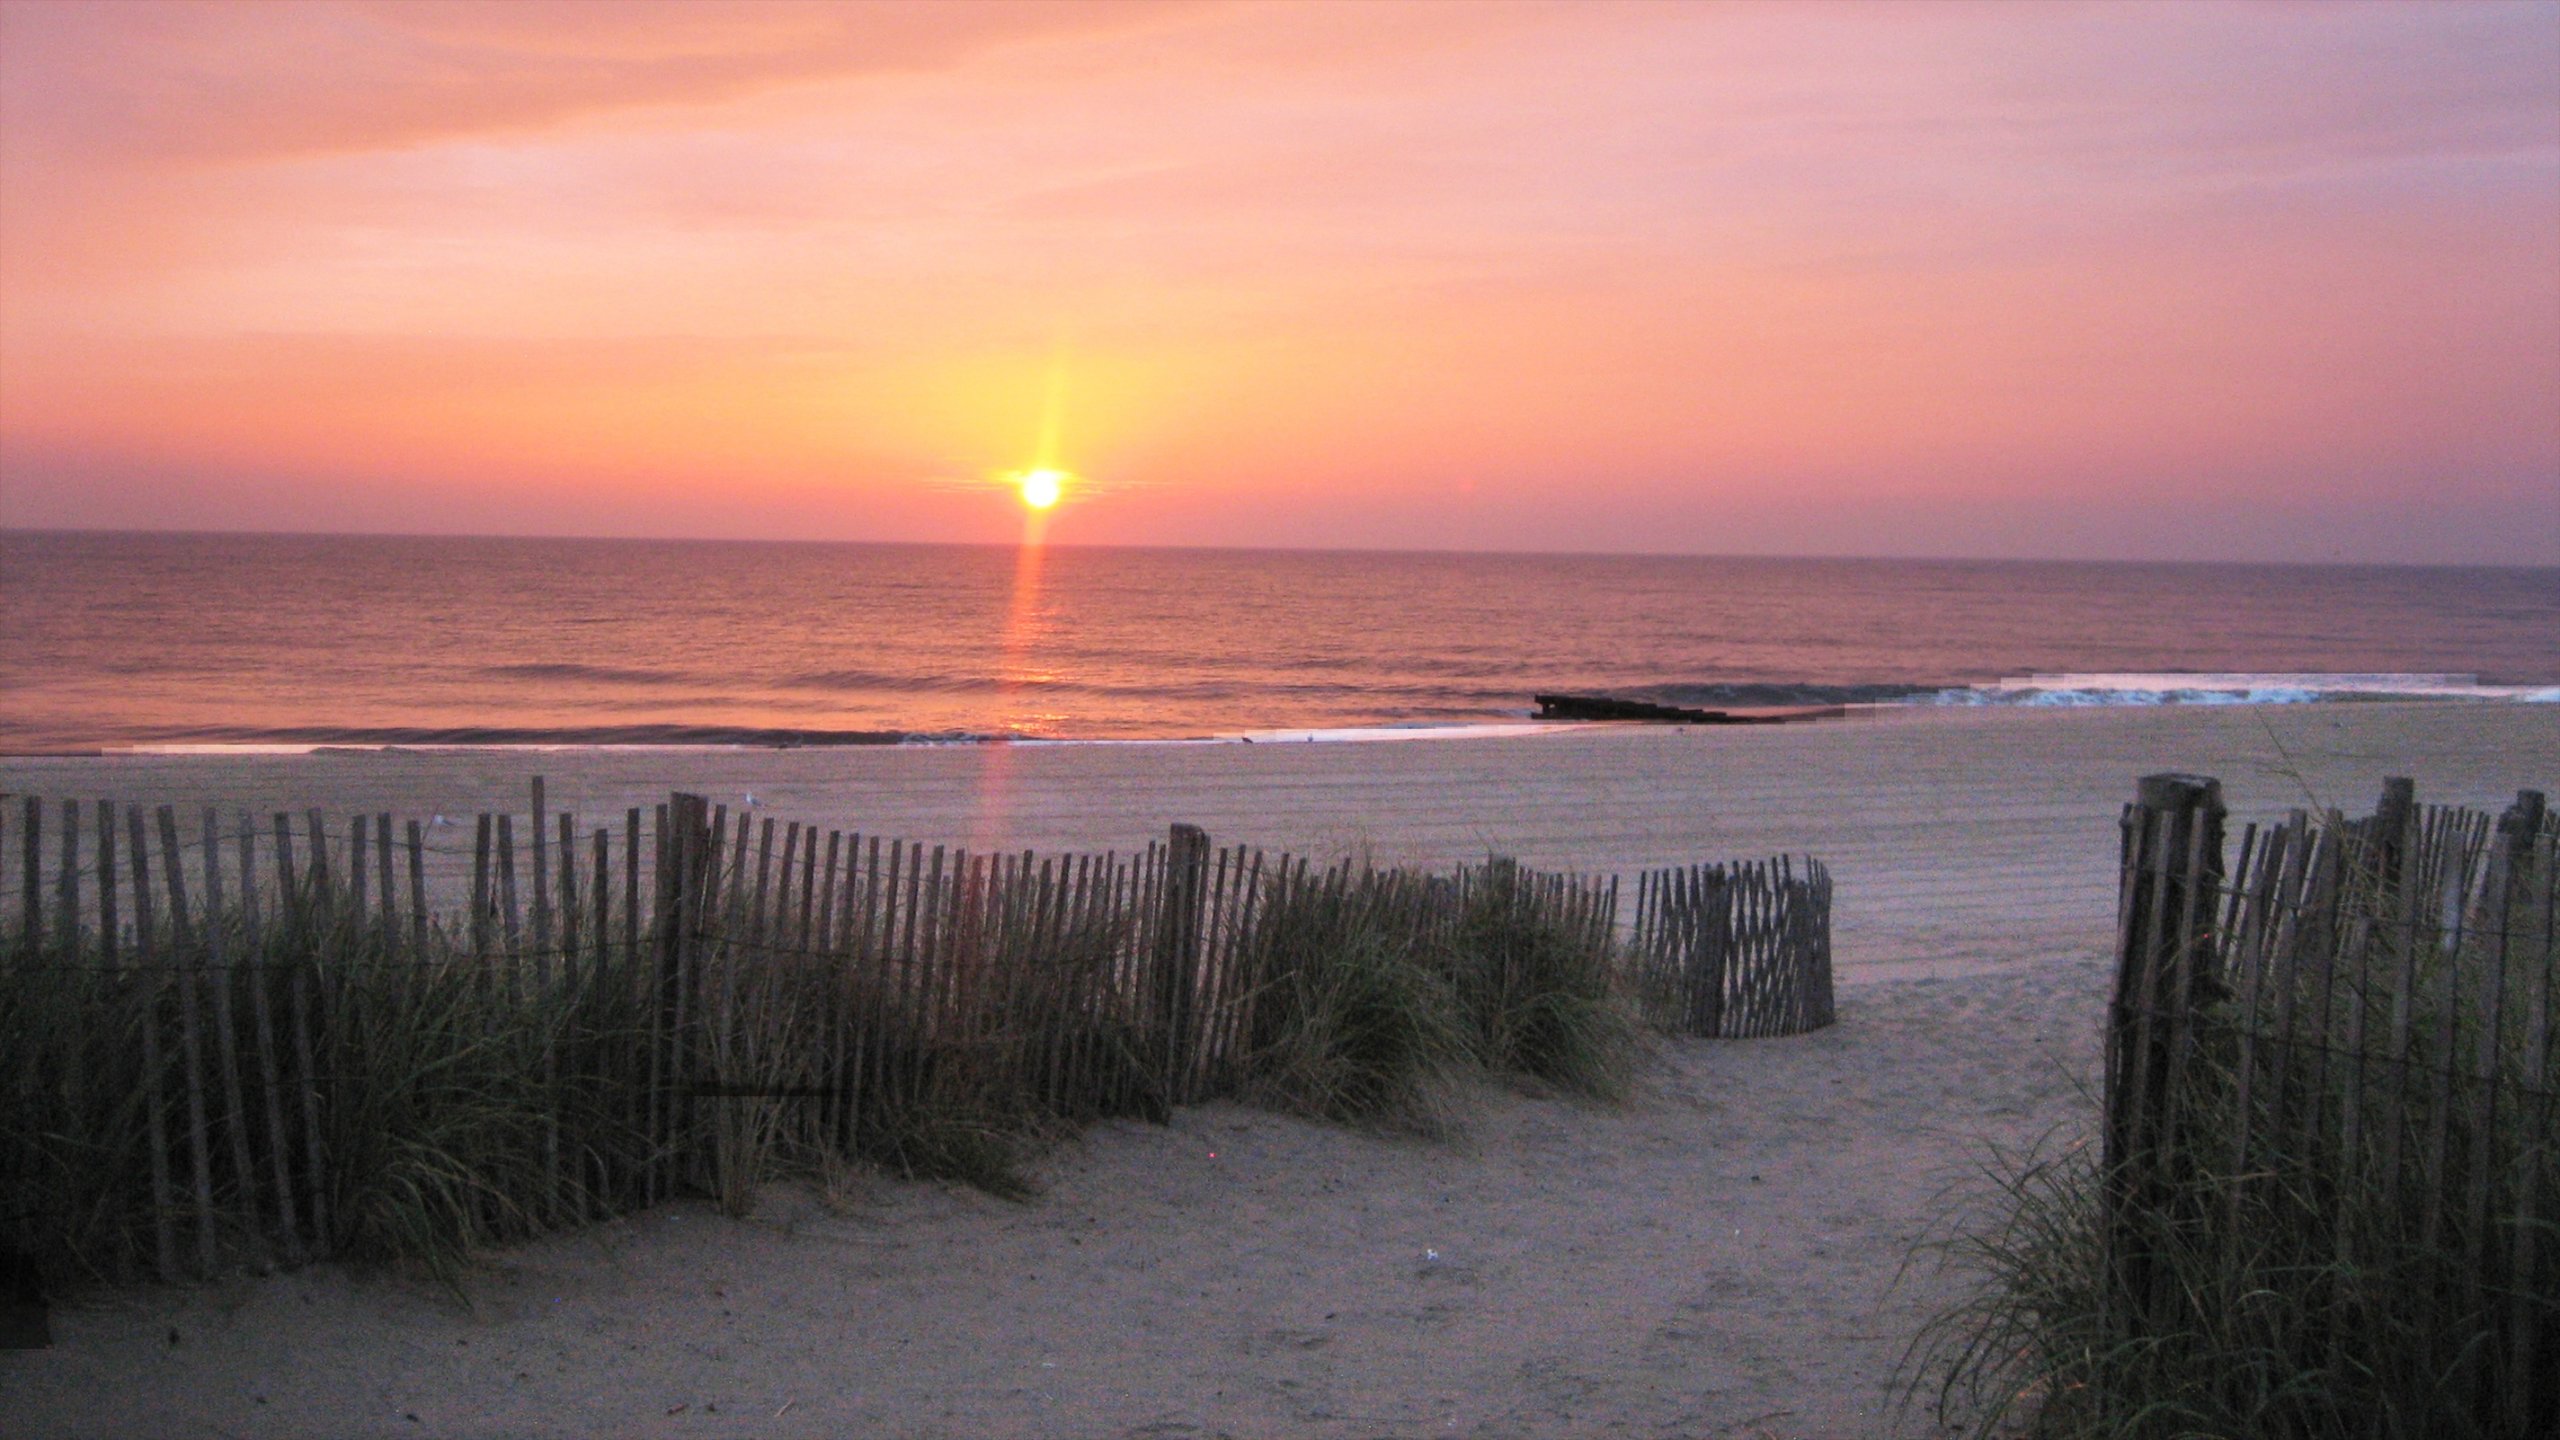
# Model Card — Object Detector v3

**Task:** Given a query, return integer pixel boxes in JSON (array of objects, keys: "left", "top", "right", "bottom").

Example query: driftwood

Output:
[{"left": 1532, "top": 694, "right": 1844, "bottom": 725}]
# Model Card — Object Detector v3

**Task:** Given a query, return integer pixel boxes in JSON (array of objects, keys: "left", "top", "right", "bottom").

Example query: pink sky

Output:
[{"left": 2, "top": 0, "right": 2554, "bottom": 562}]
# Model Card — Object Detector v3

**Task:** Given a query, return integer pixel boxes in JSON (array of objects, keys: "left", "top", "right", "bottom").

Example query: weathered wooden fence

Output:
[
  {"left": 1629, "top": 857, "right": 1833, "bottom": 1037},
  {"left": 0, "top": 781, "right": 1831, "bottom": 1285},
  {"left": 2107, "top": 775, "right": 2556, "bottom": 1437}
]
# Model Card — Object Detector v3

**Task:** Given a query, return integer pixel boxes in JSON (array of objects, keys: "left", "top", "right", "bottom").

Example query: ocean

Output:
[{"left": 2, "top": 530, "right": 2552, "bottom": 752}]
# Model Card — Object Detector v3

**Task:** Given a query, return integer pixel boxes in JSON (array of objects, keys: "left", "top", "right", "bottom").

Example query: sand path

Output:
[{"left": 11, "top": 962, "right": 2105, "bottom": 1440}]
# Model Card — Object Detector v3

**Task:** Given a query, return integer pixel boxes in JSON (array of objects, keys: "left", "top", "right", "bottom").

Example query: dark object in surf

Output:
[
  {"left": 0, "top": 1239, "right": 48, "bottom": 1349},
  {"left": 1532, "top": 693, "right": 1844, "bottom": 725}
]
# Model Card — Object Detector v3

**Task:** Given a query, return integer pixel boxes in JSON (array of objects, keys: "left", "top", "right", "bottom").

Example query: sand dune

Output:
[{"left": 3, "top": 703, "right": 2552, "bottom": 1437}]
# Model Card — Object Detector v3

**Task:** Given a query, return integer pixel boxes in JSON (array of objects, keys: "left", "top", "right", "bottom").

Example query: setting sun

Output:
[{"left": 1017, "top": 468, "right": 1066, "bottom": 511}]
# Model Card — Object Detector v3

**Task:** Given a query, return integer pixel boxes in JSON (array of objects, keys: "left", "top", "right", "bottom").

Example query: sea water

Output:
[{"left": 2, "top": 530, "right": 2552, "bottom": 752}]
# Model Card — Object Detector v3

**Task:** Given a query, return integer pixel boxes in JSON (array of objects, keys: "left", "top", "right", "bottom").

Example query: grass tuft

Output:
[
  {"left": 1240, "top": 874, "right": 1471, "bottom": 1135},
  {"left": 1445, "top": 857, "right": 1641, "bottom": 1100}
]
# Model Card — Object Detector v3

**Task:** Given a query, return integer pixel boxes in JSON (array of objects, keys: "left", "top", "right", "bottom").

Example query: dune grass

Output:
[
  {"left": 0, "top": 907, "right": 657, "bottom": 1289},
  {"left": 1907, "top": 814, "right": 2557, "bottom": 1440},
  {"left": 1238, "top": 857, "right": 1643, "bottom": 1133},
  {"left": 1, "top": 843, "right": 1652, "bottom": 1288},
  {"left": 1446, "top": 857, "right": 1640, "bottom": 1101},
  {"left": 1238, "top": 872, "right": 1473, "bottom": 1135},
  {"left": 1912, "top": 1074, "right": 2555, "bottom": 1439}
]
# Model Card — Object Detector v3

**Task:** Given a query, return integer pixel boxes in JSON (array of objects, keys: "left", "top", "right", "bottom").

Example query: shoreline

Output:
[
  {"left": 6, "top": 678, "right": 2555, "bottom": 759},
  {"left": 8, "top": 690, "right": 2557, "bottom": 759}
]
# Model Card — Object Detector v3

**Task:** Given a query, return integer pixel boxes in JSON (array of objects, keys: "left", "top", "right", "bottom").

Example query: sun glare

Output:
[{"left": 1017, "top": 468, "right": 1066, "bottom": 510}]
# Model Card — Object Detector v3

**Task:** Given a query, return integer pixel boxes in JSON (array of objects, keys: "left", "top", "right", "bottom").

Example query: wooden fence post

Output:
[
  {"left": 376, "top": 815, "right": 396, "bottom": 926},
  {"left": 16, "top": 796, "right": 37, "bottom": 954},
  {"left": 200, "top": 807, "right": 261, "bottom": 1264},
  {"left": 1153, "top": 824, "right": 1210, "bottom": 1112},
  {"left": 54, "top": 800, "right": 79, "bottom": 957},
  {"left": 406, "top": 821, "right": 428, "bottom": 954},
  {"left": 530, "top": 776, "right": 550, "bottom": 962},
  {"left": 1697, "top": 866, "right": 1730, "bottom": 1037},
  {"left": 239, "top": 813, "right": 301, "bottom": 1260},
  {"left": 124, "top": 804, "right": 179, "bottom": 1281},
  {"left": 2104, "top": 772, "right": 2226, "bottom": 1339},
  {"left": 470, "top": 816, "right": 492, "bottom": 958},
  {"left": 2371, "top": 776, "right": 2415, "bottom": 894},
  {"left": 155, "top": 808, "right": 217, "bottom": 1277}
]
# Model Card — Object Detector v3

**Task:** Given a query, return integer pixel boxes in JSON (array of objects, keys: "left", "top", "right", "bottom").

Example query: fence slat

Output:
[
  {"left": 797, "top": 825, "right": 819, "bottom": 953},
  {"left": 471, "top": 815, "right": 492, "bottom": 957},
  {"left": 53, "top": 800, "right": 78, "bottom": 955},
  {"left": 347, "top": 810, "right": 368, "bottom": 930},
  {"left": 376, "top": 814, "right": 396, "bottom": 926},
  {"left": 642, "top": 803, "right": 669, "bottom": 1204},
  {"left": 155, "top": 807, "right": 218, "bottom": 1277},
  {"left": 240, "top": 813, "right": 300, "bottom": 1258},
  {"left": 200, "top": 807, "right": 262, "bottom": 1263},
  {"left": 303, "top": 811, "right": 332, "bottom": 919},
  {"left": 97, "top": 802, "right": 119, "bottom": 967},
  {"left": 530, "top": 776, "right": 549, "bottom": 962},
  {"left": 122, "top": 804, "right": 179, "bottom": 1281},
  {"left": 497, "top": 812, "right": 522, "bottom": 962},
  {"left": 287, "top": 814, "right": 329, "bottom": 1258},
  {"left": 45, "top": 804, "right": 87, "bottom": 1220},
  {"left": 407, "top": 821, "right": 428, "bottom": 954},
  {"left": 17, "top": 796, "right": 39, "bottom": 954}
]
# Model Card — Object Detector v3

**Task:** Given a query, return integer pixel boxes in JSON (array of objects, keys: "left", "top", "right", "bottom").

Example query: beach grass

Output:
[
  {"left": 1446, "top": 857, "right": 1641, "bottom": 1101},
  {"left": 1907, "top": 816, "right": 2557, "bottom": 1440},
  {"left": 1238, "top": 872, "right": 1473, "bottom": 1135},
  {"left": 2, "top": 839, "right": 1659, "bottom": 1287},
  {"left": 0, "top": 909, "right": 656, "bottom": 1290}
]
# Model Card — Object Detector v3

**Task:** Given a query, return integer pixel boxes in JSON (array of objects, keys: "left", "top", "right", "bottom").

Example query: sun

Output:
[{"left": 1016, "top": 468, "right": 1066, "bottom": 510}]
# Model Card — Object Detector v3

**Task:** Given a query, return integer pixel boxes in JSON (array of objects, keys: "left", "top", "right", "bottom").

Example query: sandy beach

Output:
[{"left": 5, "top": 703, "right": 2555, "bottom": 1438}]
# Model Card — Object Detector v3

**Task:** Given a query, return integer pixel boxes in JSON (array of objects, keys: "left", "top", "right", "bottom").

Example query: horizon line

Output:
[{"left": 4, "top": 523, "right": 2553, "bottom": 573}]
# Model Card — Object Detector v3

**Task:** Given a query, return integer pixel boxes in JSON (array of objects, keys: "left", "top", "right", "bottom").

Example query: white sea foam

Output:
[{"left": 1928, "top": 673, "right": 2559, "bottom": 707}]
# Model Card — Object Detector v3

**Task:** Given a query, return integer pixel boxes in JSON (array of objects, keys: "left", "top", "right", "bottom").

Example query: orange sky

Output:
[{"left": 3, "top": 0, "right": 2555, "bottom": 562}]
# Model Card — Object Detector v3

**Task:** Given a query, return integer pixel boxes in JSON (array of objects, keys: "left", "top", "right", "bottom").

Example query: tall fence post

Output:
[
  {"left": 2370, "top": 776, "right": 2416, "bottom": 895},
  {"left": 1154, "top": 824, "right": 1211, "bottom": 1112},
  {"left": 2104, "top": 772, "right": 2226, "bottom": 1338}
]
